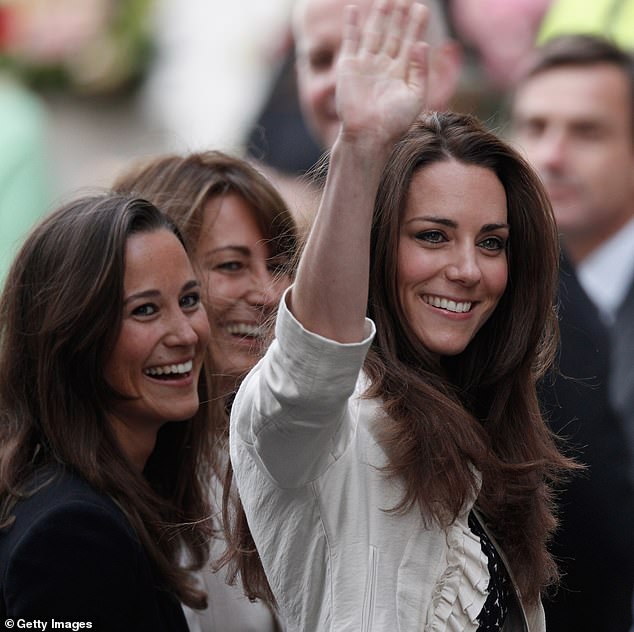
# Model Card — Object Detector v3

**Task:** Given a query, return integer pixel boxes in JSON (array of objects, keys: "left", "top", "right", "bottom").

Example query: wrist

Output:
[{"left": 332, "top": 130, "right": 395, "bottom": 166}]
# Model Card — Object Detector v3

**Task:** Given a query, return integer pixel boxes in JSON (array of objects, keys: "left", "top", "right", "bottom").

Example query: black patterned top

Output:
[{"left": 468, "top": 511, "right": 514, "bottom": 631}]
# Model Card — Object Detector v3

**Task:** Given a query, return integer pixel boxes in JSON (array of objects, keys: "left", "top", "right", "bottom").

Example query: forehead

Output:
[
  {"left": 294, "top": 0, "right": 373, "bottom": 54},
  {"left": 514, "top": 64, "right": 632, "bottom": 130},
  {"left": 202, "top": 193, "right": 259, "bottom": 229},
  {"left": 124, "top": 229, "right": 191, "bottom": 289},
  {"left": 294, "top": 0, "right": 445, "bottom": 57},
  {"left": 199, "top": 193, "right": 267, "bottom": 248},
  {"left": 404, "top": 160, "right": 507, "bottom": 223}
]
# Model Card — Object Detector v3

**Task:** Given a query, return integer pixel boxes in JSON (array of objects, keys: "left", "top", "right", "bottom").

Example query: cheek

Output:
[
  {"left": 594, "top": 156, "right": 633, "bottom": 195},
  {"left": 396, "top": 242, "right": 433, "bottom": 289},
  {"left": 486, "top": 258, "right": 509, "bottom": 302},
  {"left": 298, "top": 73, "right": 320, "bottom": 110},
  {"left": 204, "top": 273, "right": 243, "bottom": 310},
  {"left": 194, "top": 311, "right": 211, "bottom": 347},
  {"left": 103, "top": 331, "right": 144, "bottom": 392},
  {"left": 305, "top": 73, "right": 335, "bottom": 109}
]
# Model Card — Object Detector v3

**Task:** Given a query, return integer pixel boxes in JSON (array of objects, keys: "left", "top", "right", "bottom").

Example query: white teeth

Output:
[
  {"left": 144, "top": 360, "right": 193, "bottom": 377},
  {"left": 423, "top": 295, "right": 472, "bottom": 313},
  {"left": 225, "top": 323, "right": 264, "bottom": 338}
]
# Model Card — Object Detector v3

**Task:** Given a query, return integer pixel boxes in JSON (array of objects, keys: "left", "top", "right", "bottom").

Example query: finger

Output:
[
  {"left": 407, "top": 40, "right": 429, "bottom": 105},
  {"left": 340, "top": 5, "right": 361, "bottom": 59},
  {"left": 360, "top": 0, "right": 393, "bottom": 55},
  {"left": 395, "top": 2, "right": 428, "bottom": 67},
  {"left": 381, "top": 0, "right": 410, "bottom": 58}
]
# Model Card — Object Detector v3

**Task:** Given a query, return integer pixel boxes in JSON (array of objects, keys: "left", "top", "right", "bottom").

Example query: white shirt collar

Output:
[{"left": 576, "top": 217, "right": 634, "bottom": 325}]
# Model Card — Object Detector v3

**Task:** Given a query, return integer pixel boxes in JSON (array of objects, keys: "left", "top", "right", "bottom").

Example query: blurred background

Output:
[
  {"left": 0, "top": 0, "right": 293, "bottom": 202},
  {"left": 0, "top": 0, "right": 632, "bottom": 236},
  {"left": 1, "top": 1, "right": 633, "bottom": 630}
]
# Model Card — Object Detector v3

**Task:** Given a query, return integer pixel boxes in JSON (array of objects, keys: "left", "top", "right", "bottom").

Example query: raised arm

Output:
[{"left": 290, "top": 0, "right": 429, "bottom": 342}]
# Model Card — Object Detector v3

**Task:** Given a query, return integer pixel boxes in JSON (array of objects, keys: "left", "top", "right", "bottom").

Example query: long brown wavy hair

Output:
[
  {"left": 223, "top": 112, "right": 576, "bottom": 607},
  {"left": 114, "top": 151, "right": 298, "bottom": 606},
  {"left": 0, "top": 194, "right": 219, "bottom": 609},
  {"left": 365, "top": 112, "right": 574, "bottom": 604}
]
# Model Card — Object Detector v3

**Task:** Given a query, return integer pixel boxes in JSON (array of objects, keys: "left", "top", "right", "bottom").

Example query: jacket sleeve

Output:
[
  {"left": 3, "top": 498, "right": 180, "bottom": 630},
  {"left": 230, "top": 288, "right": 375, "bottom": 488}
]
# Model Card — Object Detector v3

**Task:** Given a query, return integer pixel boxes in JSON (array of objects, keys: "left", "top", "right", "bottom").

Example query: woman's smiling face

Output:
[
  {"left": 397, "top": 159, "right": 509, "bottom": 357},
  {"left": 196, "top": 193, "right": 292, "bottom": 387},
  {"left": 103, "top": 229, "right": 210, "bottom": 460}
]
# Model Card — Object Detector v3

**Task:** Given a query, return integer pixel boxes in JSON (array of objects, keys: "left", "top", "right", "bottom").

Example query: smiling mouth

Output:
[
  {"left": 224, "top": 323, "right": 265, "bottom": 340},
  {"left": 144, "top": 360, "right": 193, "bottom": 380},
  {"left": 423, "top": 295, "right": 473, "bottom": 313}
]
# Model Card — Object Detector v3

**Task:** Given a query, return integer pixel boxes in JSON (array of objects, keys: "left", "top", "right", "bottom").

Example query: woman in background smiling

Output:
[
  {"left": 115, "top": 152, "right": 297, "bottom": 631},
  {"left": 115, "top": 151, "right": 297, "bottom": 400}
]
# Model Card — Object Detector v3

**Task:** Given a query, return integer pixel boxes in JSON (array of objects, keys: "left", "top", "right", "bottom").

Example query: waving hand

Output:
[
  {"left": 291, "top": 0, "right": 430, "bottom": 343},
  {"left": 337, "top": 0, "right": 429, "bottom": 148}
]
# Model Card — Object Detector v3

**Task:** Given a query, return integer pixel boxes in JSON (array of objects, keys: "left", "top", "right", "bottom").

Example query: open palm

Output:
[{"left": 336, "top": 0, "right": 429, "bottom": 148}]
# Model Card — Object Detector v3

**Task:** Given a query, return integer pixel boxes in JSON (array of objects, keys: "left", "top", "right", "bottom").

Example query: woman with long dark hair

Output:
[
  {"left": 0, "top": 194, "right": 217, "bottom": 629},
  {"left": 115, "top": 151, "right": 297, "bottom": 631},
  {"left": 227, "top": 0, "right": 575, "bottom": 629}
]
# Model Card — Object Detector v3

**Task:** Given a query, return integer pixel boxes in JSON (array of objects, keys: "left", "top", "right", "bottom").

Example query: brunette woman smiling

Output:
[
  {"left": 0, "top": 194, "right": 217, "bottom": 630},
  {"left": 227, "top": 0, "right": 576, "bottom": 630},
  {"left": 114, "top": 150, "right": 296, "bottom": 631}
]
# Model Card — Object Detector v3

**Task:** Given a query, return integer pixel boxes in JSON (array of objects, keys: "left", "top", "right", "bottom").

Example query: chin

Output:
[
  {"left": 425, "top": 339, "right": 471, "bottom": 357},
  {"left": 169, "top": 401, "right": 201, "bottom": 422},
  {"left": 438, "top": 347, "right": 468, "bottom": 357}
]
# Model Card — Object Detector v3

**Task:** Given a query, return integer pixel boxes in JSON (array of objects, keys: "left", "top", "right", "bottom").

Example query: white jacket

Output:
[{"left": 230, "top": 294, "right": 545, "bottom": 632}]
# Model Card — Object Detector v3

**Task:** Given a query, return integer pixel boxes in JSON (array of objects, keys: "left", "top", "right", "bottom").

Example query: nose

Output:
[
  {"left": 535, "top": 130, "right": 567, "bottom": 173},
  {"left": 313, "top": 67, "right": 337, "bottom": 121},
  {"left": 165, "top": 311, "right": 199, "bottom": 347},
  {"left": 245, "top": 266, "right": 280, "bottom": 309},
  {"left": 445, "top": 246, "right": 482, "bottom": 286}
]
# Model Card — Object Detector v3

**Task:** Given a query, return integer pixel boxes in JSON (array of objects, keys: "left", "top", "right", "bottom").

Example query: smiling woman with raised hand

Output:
[
  {"left": 0, "top": 194, "right": 217, "bottom": 630},
  {"left": 227, "top": 0, "right": 575, "bottom": 630}
]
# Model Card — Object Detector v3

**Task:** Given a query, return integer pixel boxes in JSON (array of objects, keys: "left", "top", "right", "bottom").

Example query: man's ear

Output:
[{"left": 427, "top": 40, "right": 463, "bottom": 110}]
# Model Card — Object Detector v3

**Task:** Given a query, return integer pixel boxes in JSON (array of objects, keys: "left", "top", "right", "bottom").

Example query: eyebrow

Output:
[
  {"left": 124, "top": 279, "right": 200, "bottom": 305},
  {"left": 405, "top": 216, "right": 510, "bottom": 231},
  {"left": 205, "top": 245, "right": 251, "bottom": 257}
]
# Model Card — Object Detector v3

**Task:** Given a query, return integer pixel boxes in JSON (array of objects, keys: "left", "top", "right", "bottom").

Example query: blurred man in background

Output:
[
  {"left": 255, "top": 0, "right": 462, "bottom": 234},
  {"left": 293, "top": 0, "right": 461, "bottom": 151},
  {"left": 511, "top": 34, "right": 634, "bottom": 632}
]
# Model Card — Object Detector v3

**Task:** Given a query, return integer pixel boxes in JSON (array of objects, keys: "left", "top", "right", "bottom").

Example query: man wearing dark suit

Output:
[
  {"left": 511, "top": 34, "right": 634, "bottom": 632},
  {"left": 539, "top": 254, "right": 634, "bottom": 631}
]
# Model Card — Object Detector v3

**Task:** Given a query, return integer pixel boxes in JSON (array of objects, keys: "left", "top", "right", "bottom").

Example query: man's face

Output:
[
  {"left": 294, "top": 0, "right": 459, "bottom": 150},
  {"left": 294, "top": 0, "right": 372, "bottom": 149},
  {"left": 512, "top": 63, "right": 634, "bottom": 261}
]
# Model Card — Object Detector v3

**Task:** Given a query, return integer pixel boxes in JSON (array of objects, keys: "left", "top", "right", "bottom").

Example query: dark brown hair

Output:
[
  {"left": 115, "top": 151, "right": 299, "bottom": 606},
  {"left": 223, "top": 112, "right": 576, "bottom": 607},
  {"left": 0, "top": 193, "right": 217, "bottom": 609},
  {"left": 517, "top": 33, "right": 634, "bottom": 138},
  {"left": 113, "top": 150, "right": 298, "bottom": 266},
  {"left": 365, "top": 111, "right": 572, "bottom": 603}
]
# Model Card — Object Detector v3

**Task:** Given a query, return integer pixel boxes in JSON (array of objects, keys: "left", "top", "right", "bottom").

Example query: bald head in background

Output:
[{"left": 293, "top": 0, "right": 462, "bottom": 149}]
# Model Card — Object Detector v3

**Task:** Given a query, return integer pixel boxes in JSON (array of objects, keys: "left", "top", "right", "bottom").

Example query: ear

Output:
[{"left": 427, "top": 40, "right": 463, "bottom": 111}]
